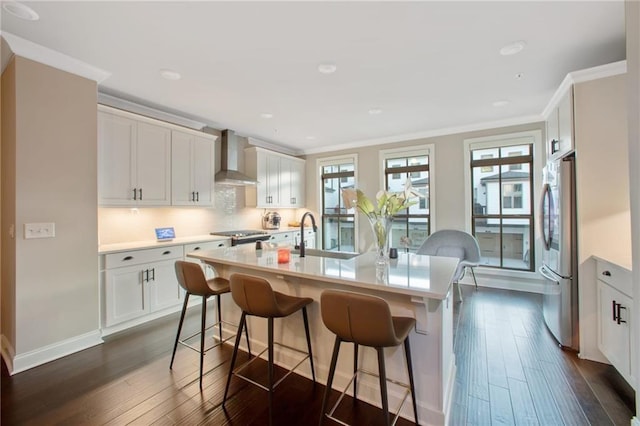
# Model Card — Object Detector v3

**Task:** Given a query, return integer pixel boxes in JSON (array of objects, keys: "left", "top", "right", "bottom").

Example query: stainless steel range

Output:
[{"left": 210, "top": 230, "right": 270, "bottom": 246}]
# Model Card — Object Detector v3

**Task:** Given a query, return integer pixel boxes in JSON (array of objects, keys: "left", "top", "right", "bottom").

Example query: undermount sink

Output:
[{"left": 291, "top": 248, "right": 359, "bottom": 260}]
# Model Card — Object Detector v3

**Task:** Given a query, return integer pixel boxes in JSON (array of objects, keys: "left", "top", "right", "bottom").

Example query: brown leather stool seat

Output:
[
  {"left": 223, "top": 273, "right": 316, "bottom": 426},
  {"left": 319, "top": 289, "right": 419, "bottom": 426},
  {"left": 170, "top": 260, "right": 251, "bottom": 389}
]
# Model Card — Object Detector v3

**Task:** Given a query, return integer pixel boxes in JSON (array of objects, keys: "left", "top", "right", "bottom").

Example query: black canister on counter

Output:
[{"left": 255, "top": 240, "right": 263, "bottom": 250}]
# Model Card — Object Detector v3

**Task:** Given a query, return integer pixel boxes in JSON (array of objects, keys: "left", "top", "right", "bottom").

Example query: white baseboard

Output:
[
  {"left": 459, "top": 270, "right": 546, "bottom": 294},
  {"left": 7, "top": 330, "right": 103, "bottom": 375},
  {"left": 1, "top": 334, "right": 16, "bottom": 373}
]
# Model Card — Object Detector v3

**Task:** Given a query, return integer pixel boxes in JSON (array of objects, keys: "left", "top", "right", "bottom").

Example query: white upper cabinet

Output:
[
  {"left": 171, "top": 130, "right": 214, "bottom": 206},
  {"left": 98, "top": 105, "right": 216, "bottom": 207},
  {"left": 245, "top": 146, "right": 305, "bottom": 208},
  {"left": 288, "top": 158, "right": 306, "bottom": 208},
  {"left": 135, "top": 122, "right": 172, "bottom": 205},
  {"left": 547, "top": 86, "right": 574, "bottom": 161}
]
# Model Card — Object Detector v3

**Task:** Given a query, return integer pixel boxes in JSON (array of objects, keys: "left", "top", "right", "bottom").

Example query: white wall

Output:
[
  {"left": 573, "top": 74, "right": 631, "bottom": 363},
  {"left": 625, "top": 0, "right": 640, "bottom": 420},
  {"left": 2, "top": 56, "right": 101, "bottom": 373}
]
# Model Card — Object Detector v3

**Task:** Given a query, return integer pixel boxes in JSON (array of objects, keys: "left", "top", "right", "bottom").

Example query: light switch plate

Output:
[{"left": 24, "top": 222, "right": 55, "bottom": 239}]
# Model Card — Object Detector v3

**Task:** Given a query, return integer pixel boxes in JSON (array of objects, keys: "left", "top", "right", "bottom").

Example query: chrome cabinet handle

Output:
[
  {"left": 122, "top": 256, "right": 133, "bottom": 261},
  {"left": 602, "top": 270, "right": 612, "bottom": 277},
  {"left": 133, "top": 188, "right": 137, "bottom": 200},
  {"left": 138, "top": 188, "right": 143, "bottom": 200},
  {"left": 162, "top": 250, "right": 171, "bottom": 255},
  {"left": 196, "top": 192, "right": 199, "bottom": 202}
]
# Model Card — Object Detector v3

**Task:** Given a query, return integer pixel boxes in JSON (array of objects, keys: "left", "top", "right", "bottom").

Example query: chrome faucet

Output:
[{"left": 299, "top": 212, "right": 317, "bottom": 257}]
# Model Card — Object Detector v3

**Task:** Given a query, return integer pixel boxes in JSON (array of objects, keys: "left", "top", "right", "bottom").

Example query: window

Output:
[
  {"left": 469, "top": 143, "right": 534, "bottom": 271},
  {"left": 319, "top": 156, "right": 356, "bottom": 252},
  {"left": 508, "top": 151, "right": 523, "bottom": 171},
  {"left": 380, "top": 146, "right": 433, "bottom": 251},
  {"left": 480, "top": 154, "right": 494, "bottom": 173}
]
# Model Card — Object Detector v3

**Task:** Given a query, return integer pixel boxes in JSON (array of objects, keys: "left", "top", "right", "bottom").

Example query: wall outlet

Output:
[{"left": 24, "top": 222, "right": 56, "bottom": 239}]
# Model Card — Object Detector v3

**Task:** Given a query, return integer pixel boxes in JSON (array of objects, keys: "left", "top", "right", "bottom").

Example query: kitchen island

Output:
[{"left": 189, "top": 245, "right": 459, "bottom": 425}]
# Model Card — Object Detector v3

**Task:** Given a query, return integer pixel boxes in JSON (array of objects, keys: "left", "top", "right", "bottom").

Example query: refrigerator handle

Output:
[
  {"left": 540, "top": 184, "right": 552, "bottom": 250},
  {"left": 538, "top": 265, "right": 559, "bottom": 282}
]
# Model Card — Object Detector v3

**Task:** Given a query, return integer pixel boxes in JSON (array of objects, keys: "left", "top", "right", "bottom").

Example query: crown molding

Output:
[
  {"left": 541, "top": 60, "right": 627, "bottom": 120},
  {"left": 302, "top": 114, "right": 543, "bottom": 155},
  {"left": 247, "top": 137, "right": 302, "bottom": 156},
  {"left": 98, "top": 93, "right": 208, "bottom": 130},
  {"left": 0, "top": 31, "right": 110, "bottom": 83}
]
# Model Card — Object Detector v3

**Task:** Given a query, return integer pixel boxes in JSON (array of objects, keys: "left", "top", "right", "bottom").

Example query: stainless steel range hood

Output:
[{"left": 215, "top": 130, "right": 257, "bottom": 186}]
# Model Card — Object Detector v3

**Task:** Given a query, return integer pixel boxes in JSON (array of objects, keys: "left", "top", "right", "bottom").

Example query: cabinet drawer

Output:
[
  {"left": 184, "top": 240, "right": 230, "bottom": 255},
  {"left": 105, "top": 246, "right": 184, "bottom": 269},
  {"left": 596, "top": 259, "right": 632, "bottom": 297}
]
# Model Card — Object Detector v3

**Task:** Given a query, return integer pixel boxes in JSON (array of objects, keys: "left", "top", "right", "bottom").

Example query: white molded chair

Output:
[{"left": 417, "top": 229, "right": 481, "bottom": 300}]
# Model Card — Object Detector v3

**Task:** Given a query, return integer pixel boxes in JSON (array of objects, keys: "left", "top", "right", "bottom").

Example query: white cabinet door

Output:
[
  {"left": 192, "top": 135, "right": 214, "bottom": 206},
  {"left": 597, "top": 280, "right": 633, "bottom": 380},
  {"left": 104, "top": 265, "right": 147, "bottom": 327},
  {"left": 172, "top": 131, "right": 214, "bottom": 206},
  {"left": 265, "top": 153, "right": 280, "bottom": 206},
  {"left": 136, "top": 122, "right": 171, "bottom": 205},
  {"left": 98, "top": 111, "right": 137, "bottom": 205},
  {"left": 290, "top": 159, "right": 305, "bottom": 207},
  {"left": 245, "top": 147, "right": 305, "bottom": 208},
  {"left": 148, "top": 260, "right": 183, "bottom": 312},
  {"left": 557, "top": 87, "right": 574, "bottom": 157},
  {"left": 171, "top": 130, "right": 193, "bottom": 205},
  {"left": 98, "top": 109, "right": 171, "bottom": 206},
  {"left": 280, "top": 157, "right": 293, "bottom": 208},
  {"left": 547, "top": 87, "right": 574, "bottom": 161}
]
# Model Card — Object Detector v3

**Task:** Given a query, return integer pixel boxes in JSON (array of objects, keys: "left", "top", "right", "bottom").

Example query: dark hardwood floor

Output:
[
  {"left": 1, "top": 286, "right": 635, "bottom": 425},
  {"left": 451, "top": 285, "right": 635, "bottom": 426}
]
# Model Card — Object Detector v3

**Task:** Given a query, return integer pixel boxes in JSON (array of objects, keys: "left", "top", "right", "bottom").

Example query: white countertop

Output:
[
  {"left": 188, "top": 244, "right": 459, "bottom": 300},
  {"left": 98, "top": 234, "right": 230, "bottom": 254},
  {"left": 98, "top": 228, "right": 315, "bottom": 254}
]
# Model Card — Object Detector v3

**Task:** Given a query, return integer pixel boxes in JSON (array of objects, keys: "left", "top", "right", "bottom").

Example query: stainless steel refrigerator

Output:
[{"left": 539, "top": 154, "right": 579, "bottom": 350}]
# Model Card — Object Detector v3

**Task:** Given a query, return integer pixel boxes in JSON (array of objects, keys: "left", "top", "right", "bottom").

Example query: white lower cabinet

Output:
[
  {"left": 104, "top": 246, "right": 184, "bottom": 327},
  {"left": 101, "top": 239, "right": 231, "bottom": 333},
  {"left": 595, "top": 258, "right": 635, "bottom": 389},
  {"left": 184, "top": 240, "right": 230, "bottom": 278},
  {"left": 267, "top": 229, "right": 316, "bottom": 248}
]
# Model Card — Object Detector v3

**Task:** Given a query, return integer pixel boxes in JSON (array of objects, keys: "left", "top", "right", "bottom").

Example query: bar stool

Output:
[
  {"left": 170, "top": 260, "right": 251, "bottom": 389},
  {"left": 319, "top": 289, "right": 419, "bottom": 426},
  {"left": 223, "top": 273, "right": 316, "bottom": 426}
]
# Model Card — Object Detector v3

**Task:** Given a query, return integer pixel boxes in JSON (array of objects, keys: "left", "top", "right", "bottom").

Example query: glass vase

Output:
[{"left": 367, "top": 215, "right": 393, "bottom": 267}]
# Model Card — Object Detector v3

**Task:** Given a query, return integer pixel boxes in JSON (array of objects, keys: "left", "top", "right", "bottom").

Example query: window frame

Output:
[
  {"left": 379, "top": 144, "right": 435, "bottom": 251},
  {"left": 317, "top": 154, "right": 358, "bottom": 252},
  {"left": 464, "top": 130, "right": 543, "bottom": 275}
]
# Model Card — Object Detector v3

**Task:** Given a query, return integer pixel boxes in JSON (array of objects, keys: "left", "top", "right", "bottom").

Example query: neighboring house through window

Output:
[
  {"left": 465, "top": 132, "right": 539, "bottom": 272},
  {"left": 318, "top": 155, "right": 357, "bottom": 252},
  {"left": 379, "top": 145, "right": 434, "bottom": 252}
]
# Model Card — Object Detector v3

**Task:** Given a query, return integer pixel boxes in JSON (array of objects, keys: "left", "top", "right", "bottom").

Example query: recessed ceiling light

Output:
[
  {"left": 318, "top": 63, "right": 337, "bottom": 74},
  {"left": 260, "top": 113, "right": 274, "bottom": 119},
  {"left": 492, "top": 100, "right": 510, "bottom": 107},
  {"left": 499, "top": 41, "right": 526, "bottom": 56},
  {"left": 368, "top": 108, "right": 383, "bottom": 115},
  {"left": 515, "top": 72, "right": 524, "bottom": 80},
  {"left": 160, "top": 69, "right": 181, "bottom": 80},
  {"left": 3, "top": 1, "right": 39, "bottom": 21}
]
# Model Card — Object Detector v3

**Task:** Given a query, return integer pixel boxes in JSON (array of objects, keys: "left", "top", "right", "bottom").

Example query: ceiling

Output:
[{"left": 0, "top": 1, "right": 626, "bottom": 154}]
